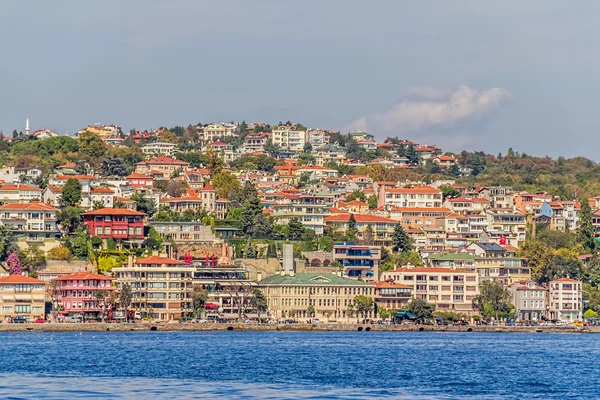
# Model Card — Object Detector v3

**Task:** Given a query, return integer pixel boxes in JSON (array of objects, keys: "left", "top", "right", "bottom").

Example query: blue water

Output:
[{"left": 0, "top": 331, "right": 596, "bottom": 399}]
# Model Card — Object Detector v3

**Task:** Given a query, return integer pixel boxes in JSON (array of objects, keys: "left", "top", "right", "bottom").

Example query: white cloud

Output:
[{"left": 344, "top": 85, "right": 511, "bottom": 138}]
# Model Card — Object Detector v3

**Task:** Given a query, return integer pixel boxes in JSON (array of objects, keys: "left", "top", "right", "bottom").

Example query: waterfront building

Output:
[
  {"left": 52, "top": 271, "right": 115, "bottom": 320},
  {"left": 380, "top": 266, "right": 479, "bottom": 314},
  {"left": 0, "top": 275, "right": 45, "bottom": 321},
  {"left": 549, "top": 278, "right": 582, "bottom": 321},
  {"left": 258, "top": 271, "right": 375, "bottom": 322},
  {"left": 113, "top": 255, "right": 194, "bottom": 321},
  {"left": 508, "top": 280, "right": 547, "bottom": 321},
  {"left": 373, "top": 280, "right": 412, "bottom": 310}
]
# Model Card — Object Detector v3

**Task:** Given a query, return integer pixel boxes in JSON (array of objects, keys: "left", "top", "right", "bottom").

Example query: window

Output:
[
  {"left": 96, "top": 227, "right": 103, "bottom": 235},
  {"left": 15, "top": 305, "right": 31, "bottom": 313},
  {"left": 104, "top": 227, "right": 111, "bottom": 235},
  {"left": 135, "top": 227, "right": 142, "bottom": 236}
]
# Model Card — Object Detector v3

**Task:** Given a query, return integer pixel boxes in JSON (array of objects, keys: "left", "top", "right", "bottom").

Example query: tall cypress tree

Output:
[
  {"left": 392, "top": 223, "right": 411, "bottom": 253},
  {"left": 578, "top": 199, "right": 596, "bottom": 252}
]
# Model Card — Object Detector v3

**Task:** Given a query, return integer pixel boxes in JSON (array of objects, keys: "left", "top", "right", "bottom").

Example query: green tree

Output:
[
  {"left": 578, "top": 199, "right": 596, "bottom": 252},
  {"left": 518, "top": 239, "right": 553, "bottom": 281},
  {"left": 119, "top": 283, "right": 132, "bottom": 313},
  {"left": 251, "top": 213, "right": 274, "bottom": 239},
  {"left": 79, "top": 131, "right": 107, "bottom": 160},
  {"left": 146, "top": 225, "right": 163, "bottom": 250},
  {"left": 348, "top": 214, "right": 357, "bottom": 230},
  {"left": 537, "top": 229, "right": 575, "bottom": 250},
  {"left": 540, "top": 249, "right": 584, "bottom": 283},
  {"left": 361, "top": 224, "right": 374, "bottom": 246},
  {"left": 251, "top": 288, "right": 269, "bottom": 321},
  {"left": 472, "top": 280, "right": 512, "bottom": 320},
  {"left": 191, "top": 284, "right": 208, "bottom": 318},
  {"left": 57, "top": 206, "right": 82, "bottom": 234},
  {"left": 584, "top": 309, "right": 598, "bottom": 320},
  {"left": 346, "top": 190, "right": 366, "bottom": 202},
  {"left": 131, "top": 193, "right": 156, "bottom": 217},
  {"left": 407, "top": 298, "right": 435, "bottom": 323},
  {"left": 307, "top": 304, "right": 315, "bottom": 317},
  {"left": 245, "top": 241, "right": 257, "bottom": 258},
  {"left": 367, "top": 195, "right": 377, "bottom": 210},
  {"left": 66, "top": 228, "right": 89, "bottom": 258},
  {"left": 392, "top": 223, "right": 411, "bottom": 252},
  {"left": 353, "top": 295, "right": 374, "bottom": 318},
  {"left": 212, "top": 172, "right": 242, "bottom": 200},
  {"left": 439, "top": 184, "right": 461, "bottom": 200},
  {"left": 61, "top": 178, "right": 82, "bottom": 207},
  {"left": 286, "top": 217, "right": 306, "bottom": 240},
  {"left": 0, "top": 226, "right": 18, "bottom": 261}
]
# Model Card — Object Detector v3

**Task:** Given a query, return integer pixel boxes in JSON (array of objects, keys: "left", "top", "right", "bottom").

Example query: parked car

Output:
[
  {"left": 34, "top": 318, "right": 45, "bottom": 324},
  {"left": 195, "top": 318, "right": 208, "bottom": 324},
  {"left": 64, "top": 316, "right": 83, "bottom": 323},
  {"left": 12, "top": 317, "right": 28, "bottom": 324}
]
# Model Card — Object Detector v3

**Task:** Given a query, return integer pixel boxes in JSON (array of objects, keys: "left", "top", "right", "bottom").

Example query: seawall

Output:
[{"left": 0, "top": 323, "right": 596, "bottom": 334}]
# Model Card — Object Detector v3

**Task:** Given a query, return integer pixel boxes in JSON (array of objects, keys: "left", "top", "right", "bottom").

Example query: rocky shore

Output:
[{"left": 0, "top": 322, "right": 596, "bottom": 333}]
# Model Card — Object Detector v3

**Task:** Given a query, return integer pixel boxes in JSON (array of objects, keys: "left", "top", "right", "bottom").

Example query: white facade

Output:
[
  {"left": 141, "top": 142, "right": 177, "bottom": 157},
  {"left": 549, "top": 278, "right": 582, "bottom": 321},
  {"left": 272, "top": 128, "right": 306, "bottom": 152}
]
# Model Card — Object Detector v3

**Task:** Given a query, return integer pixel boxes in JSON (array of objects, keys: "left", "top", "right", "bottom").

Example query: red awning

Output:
[{"left": 205, "top": 303, "right": 219, "bottom": 308}]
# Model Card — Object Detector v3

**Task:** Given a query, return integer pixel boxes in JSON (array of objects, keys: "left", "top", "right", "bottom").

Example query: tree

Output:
[
  {"left": 346, "top": 190, "right": 366, "bottom": 202},
  {"left": 245, "top": 242, "right": 257, "bottom": 259},
  {"left": 100, "top": 157, "right": 128, "bottom": 177},
  {"left": 146, "top": 226, "right": 163, "bottom": 251},
  {"left": 79, "top": 132, "right": 107, "bottom": 160},
  {"left": 92, "top": 200, "right": 105, "bottom": 210},
  {"left": 578, "top": 199, "right": 596, "bottom": 252},
  {"left": 19, "top": 247, "right": 46, "bottom": 272},
  {"left": 348, "top": 214, "right": 357, "bottom": 230},
  {"left": 119, "top": 283, "right": 132, "bottom": 317},
  {"left": 131, "top": 193, "right": 156, "bottom": 217},
  {"left": 472, "top": 280, "right": 512, "bottom": 320},
  {"left": 57, "top": 206, "right": 82, "bottom": 234},
  {"left": 584, "top": 309, "right": 598, "bottom": 320},
  {"left": 353, "top": 295, "right": 374, "bottom": 318},
  {"left": 251, "top": 213, "right": 275, "bottom": 239},
  {"left": 202, "top": 147, "right": 225, "bottom": 173},
  {"left": 392, "top": 223, "right": 411, "bottom": 253},
  {"left": 518, "top": 239, "right": 553, "bottom": 281},
  {"left": 439, "top": 184, "right": 461, "bottom": 201},
  {"left": 286, "top": 217, "right": 306, "bottom": 240},
  {"left": 540, "top": 249, "right": 584, "bottom": 283},
  {"left": 240, "top": 196, "right": 262, "bottom": 236},
  {"left": 61, "top": 178, "right": 82, "bottom": 207},
  {"left": 303, "top": 142, "right": 313, "bottom": 153},
  {"left": 7, "top": 252, "right": 22, "bottom": 275},
  {"left": 537, "top": 229, "right": 575, "bottom": 250},
  {"left": 367, "top": 195, "right": 377, "bottom": 210},
  {"left": 251, "top": 288, "right": 268, "bottom": 321},
  {"left": 47, "top": 245, "right": 74, "bottom": 261},
  {"left": 0, "top": 226, "right": 18, "bottom": 261},
  {"left": 264, "top": 139, "right": 281, "bottom": 158},
  {"left": 307, "top": 304, "right": 315, "bottom": 318},
  {"left": 360, "top": 224, "right": 374, "bottom": 246},
  {"left": 191, "top": 285, "right": 208, "bottom": 318},
  {"left": 407, "top": 298, "right": 434, "bottom": 323},
  {"left": 65, "top": 228, "right": 89, "bottom": 258}
]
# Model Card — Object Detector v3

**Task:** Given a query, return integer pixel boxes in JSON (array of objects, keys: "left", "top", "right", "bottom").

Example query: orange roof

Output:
[
  {"left": 384, "top": 186, "right": 441, "bottom": 194},
  {"left": 0, "top": 183, "right": 42, "bottom": 191},
  {"left": 0, "top": 202, "right": 58, "bottom": 211},
  {"left": 374, "top": 281, "right": 412, "bottom": 289},
  {"left": 147, "top": 156, "right": 189, "bottom": 165},
  {"left": 56, "top": 162, "right": 77, "bottom": 168},
  {"left": 324, "top": 214, "right": 397, "bottom": 223},
  {"left": 54, "top": 271, "right": 113, "bottom": 281},
  {"left": 387, "top": 267, "right": 472, "bottom": 274},
  {"left": 344, "top": 200, "right": 368, "bottom": 206},
  {"left": 126, "top": 173, "right": 153, "bottom": 179},
  {"left": 56, "top": 175, "right": 96, "bottom": 180},
  {"left": 83, "top": 208, "right": 145, "bottom": 216},
  {"left": 0, "top": 275, "right": 44, "bottom": 284},
  {"left": 200, "top": 183, "right": 215, "bottom": 191},
  {"left": 552, "top": 278, "right": 579, "bottom": 283},
  {"left": 91, "top": 187, "right": 113, "bottom": 193},
  {"left": 114, "top": 197, "right": 135, "bottom": 203},
  {"left": 390, "top": 207, "right": 451, "bottom": 213},
  {"left": 135, "top": 256, "right": 185, "bottom": 265}
]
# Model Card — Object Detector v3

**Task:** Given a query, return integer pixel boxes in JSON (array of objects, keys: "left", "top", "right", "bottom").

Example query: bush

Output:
[
  {"left": 91, "top": 236, "right": 103, "bottom": 247},
  {"left": 47, "top": 245, "right": 75, "bottom": 261},
  {"left": 106, "top": 238, "right": 117, "bottom": 250}
]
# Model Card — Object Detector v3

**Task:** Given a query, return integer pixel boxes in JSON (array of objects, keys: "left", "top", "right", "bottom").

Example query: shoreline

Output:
[{"left": 0, "top": 322, "right": 597, "bottom": 333}]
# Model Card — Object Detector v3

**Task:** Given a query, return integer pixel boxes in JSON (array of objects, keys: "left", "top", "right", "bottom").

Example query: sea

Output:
[{"left": 0, "top": 331, "right": 596, "bottom": 399}]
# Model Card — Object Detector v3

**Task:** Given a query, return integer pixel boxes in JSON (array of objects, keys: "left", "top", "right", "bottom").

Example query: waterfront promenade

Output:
[{"left": 0, "top": 322, "right": 597, "bottom": 333}]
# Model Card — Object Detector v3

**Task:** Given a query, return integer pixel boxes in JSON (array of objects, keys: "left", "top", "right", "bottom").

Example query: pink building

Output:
[{"left": 52, "top": 271, "right": 115, "bottom": 320}]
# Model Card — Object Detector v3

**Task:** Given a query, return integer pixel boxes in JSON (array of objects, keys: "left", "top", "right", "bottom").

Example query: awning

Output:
[
  {"left": 394, "top": 310, "right": 415, "bottom": 319},
  {"left": 205, "top": 303, "right": 220, "bottom": 308}
]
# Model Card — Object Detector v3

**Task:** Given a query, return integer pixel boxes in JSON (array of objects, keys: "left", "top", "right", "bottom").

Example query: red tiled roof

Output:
[
  {"left": 91, "top": 187, "right": 113, "bottom": 193},
  {"left": 200, "top": 183, "right": 215, "bottom": 191},
  {"left": 126, "top": 173, "right": 153, "bottom": 179},
  {"left": 0, "top": 275, "right": 44, "bottom": 283},
  {"left": 552, "top": 278, "right": 579, "bottom": 283},
  {"left": 56, "top": 175, "right": 96, "bottom": 180},
  {"left": 387, "top": 267, "right": 472, "bottom": 274},
  {"left": 384, "top": 186, "right": 441, "bottom": 194},
  {"left": 374, "top": 281, "right": 412, "bottom": 289},
  {"left": 324, "top": 214, "right": 397, "bottom": 223},
  {"left": 83, "top": 208, "right": 145, "bottom": 216},
  {"left": 147, "top": 156, "right": 189, "bottom": 165},
  {"left": 0, "top": 202, "right": 58, "bottom": 211},
  {"left": 0, "top": 183, "right": 42, "bottom": 191},
  {"left": 135, "top": 256, "right": 185, "bottom": 265},
  {"left": 54, "top": 271, "right": 114, "bottom": 281}
]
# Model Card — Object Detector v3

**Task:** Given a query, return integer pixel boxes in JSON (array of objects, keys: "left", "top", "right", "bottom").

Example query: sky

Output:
[{"left": 1, "top": 0, "right": 599, "bottom": 158}]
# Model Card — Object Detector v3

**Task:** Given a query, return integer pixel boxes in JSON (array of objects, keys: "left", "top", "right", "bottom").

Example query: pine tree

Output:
[
  {"left": 348, "top": 214, "right": 357, "bottom": 230},
  {"left": 392, "top": 223, "right": 411, "bottom": 253},
  {"left": 578, "top": 199, "right": 596, "bottom": 252}
]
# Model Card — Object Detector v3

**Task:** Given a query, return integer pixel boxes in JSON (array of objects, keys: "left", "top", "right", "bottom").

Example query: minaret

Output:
[{"left": 25, "top": 118, "right": 29, "bottom": 135}]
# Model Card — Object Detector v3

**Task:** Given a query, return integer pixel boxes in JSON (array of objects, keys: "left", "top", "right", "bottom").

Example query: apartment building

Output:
[
  {"left": 323, "top": 214, "right": 397, "bottom": 247},
  {"left": 380, "top": 266, "right": 479, "bottom": 314},
  {"left": 113, "top": 255, "right": 194, "bottom": 321},
  {"left": 549, "top": 278, "right": 582, "bottom": 321},
  {"left": 475, "top": 186, "right": 514, "bottom": 209},
  {"left": 271, "top": 195, "right": 331, "bottom": 235},
  {"left": 141, "top": 142, "right": 177, "bottom": 157},
  {"left": 151, "top": 222, "right": 219, "bottom": 244},
  {"left": 444, "top": 197, "right": 488, "bottom": 214},
  {"left": 0, "top": 275, "right": 46, "bottom": 321},
  {"left": 508, "top": 280, "right": 547, "bottom": 321},
  {"left": 378, "top": 186, "right": 443, "bottom": 209},
  {"left": 373, "top": 280, "right": 412, "bottom": 310},
  {"left": 306, "top": 129, "right": 329, "bottom": 149},
  {"left": 46, "top": 175, "right": 96, "bottom": 209},
  {"left": 333, "top": 243, "right": 380, "bottom": 281},
  {"left": 83, "top": 208, "right": 146, "bottom": 241},
  {"left": 243, "top": 133, "right": 270, "bottom": 153},
  {"left": 258, "top": 271, "right": 376, "bottom": 321},
  {"left": 0, "top": 183, "right": 43, "bottom": 203},
  {"left": 271, "top": 127, "right": 306, "bottom": 152},
  {"left": 200, "top": 123, "right": 240, "bottom": 143},
  {"left": 389, "top": 207, "right": 451, "bottom": 229},
  {"left": 135, "top": 156, "right": 190, "bottom": 179},
  {"left": 0, "top": 202, "right": 60, "bottom": 241},
  {"left": 125, "top": 173, "right": 154, "bottom": 189},
  {"left": 484, "top": 208, "right": 527, "bottom": 243},
  {"left": 52, "top": 271, "right": 115, "bottom": 320}
]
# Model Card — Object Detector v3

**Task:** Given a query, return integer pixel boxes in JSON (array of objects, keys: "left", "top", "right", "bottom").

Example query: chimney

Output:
[{"left": 256, "top": 272, "right": 263, "bottom": 282}]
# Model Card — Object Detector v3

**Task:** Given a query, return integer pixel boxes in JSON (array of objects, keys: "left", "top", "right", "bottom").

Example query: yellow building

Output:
[
  {"left": 0, "top": 275, "right": 46, "bottom": 321},
  {"left": 258, "top": 272, "right": 376, "bottom": 322}
]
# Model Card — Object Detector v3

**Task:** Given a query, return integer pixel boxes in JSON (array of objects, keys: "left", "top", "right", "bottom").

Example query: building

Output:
[
  {"left": 323, "top": 214, "right": 397, "bottom": 247},
  {"left": 378, "top": 186, "right": 443, "bottom": 209},
  {"left": 134, "top": 156, "right": 190, "bottom": 179},
  {"left": 389, "top": 207, "right": 451, "bottom": 229},
  {"left": 83, "top": 208, "right": 146, "bottom": 241},
  {"left": 243, "top": 133, "right": 270, "bottom": 154},
  {"left": 113, "top": 255, "right": 194, "bottom": 321},
  {"left": 373, "top": 280, "right": 412, "bottom": 310},
  {"left": 306, "top": 129, "right": 329, "bottom": 149},
  {"left": 0, "top": 202, "right": 60, "bottom": 241},
  {"left": 271, "top": 195, "right": 331, "bottom": 235},
  {"left": 0, "top": 183, "right": 43, "bottom": 203},
  {"left": 484, "top": 209, "right": 527, "bottom": 244},
  {"left": 380, "top": 266, "right": 479, "bottom": 314},
  {"left": 549, "top": 278, "right": 582, "bottom": 321},
  {"left": 0, "top": 275, "right": 46, "bottom": 321},
  {"left": 258, "top": 271, "right": 376, "bottom": 322},
  {"left": 333, "top": 243, "right": 380, "bottom": 281},
  {"left": 151, "top": 222, "right": 220, "bottom": 244},
  {"left": 52, "top": 271, "right": 115, "bottom": 320},
  {"left": 200, "top": 123, "right": 239, "bottom": 143},
  {"left": 508, "top": 280, "right": 547, "bottom": 321},
  {"left": 141, "top": 142, "right": 177, "bottom": 157},
  {"left": 125, "top": 173, "right": 154, "bottom": 189},
  {"left": 271, "top": 127, "right": 306, "bottom": 152},
  {"left": 46, "top": 175, "right": 96, "bottom": 210}
]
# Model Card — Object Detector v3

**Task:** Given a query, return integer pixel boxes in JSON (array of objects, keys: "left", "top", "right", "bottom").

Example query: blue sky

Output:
[{"left": 1, "top": 1, "right": 599, "bottom": 158}]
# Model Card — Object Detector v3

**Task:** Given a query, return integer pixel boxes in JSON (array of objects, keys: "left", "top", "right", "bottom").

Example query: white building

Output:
[
  {"left": 201, "top": 123, "right": 240, "bottom": 143},
  {"left": 549, "top": 278, "right": 582, "bottom": 321},
  {"left": 272, "top": 127, "right": 306, "bottom": 152},
  {"left": 141, "top": 142, "right": 177, "bottom": 157}
]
